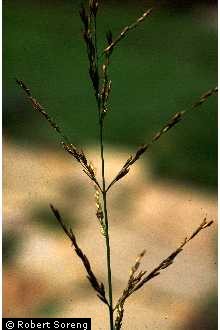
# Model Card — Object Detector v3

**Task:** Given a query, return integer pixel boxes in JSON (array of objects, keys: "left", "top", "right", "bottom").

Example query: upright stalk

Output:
[
  {"left": 92, "top": 6, "right": 114, "bottom": 328},
  {"left": 17, "top": 2, "right": 217, "bottom": 329},
  {"left": 99, "top": 118, "right": 114, "bottom": 330}
]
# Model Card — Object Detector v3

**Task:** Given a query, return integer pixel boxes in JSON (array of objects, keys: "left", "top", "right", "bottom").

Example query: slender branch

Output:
[
  {"left": 114, "top": 250, "right": 146, "bottom": 330},
  {"left": 131, "top": 218, "right": 213, "bottom": 293},
  {"left": 107, "top": 86, "right": 218, "bottom": 191},
  {"left": 99, "top": 8, "right": 152, "bottom": 120},
  {"left": 62, "top": 142, "right": 102, "bottom": 191},
  {"left": 104, "top": 8, "right": 152, "bottom": 55},
  {"left": 130, "top": 219, "right": 212, "bottom": 302},
  {"left": 16, "top": 79, "right": 102, "bottom": 191},
  {"left": 50, "top": 204, "right": 109, "bottom": 306},
  {"left": 16, "top": 79, "right": 70, "bottom": 144},
  {"left": 114, "top": 217, "right": 213, "bottom": 329}
]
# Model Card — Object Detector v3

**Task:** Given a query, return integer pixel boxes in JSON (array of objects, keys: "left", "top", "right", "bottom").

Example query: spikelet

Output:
[{"left": 94, "top": 184, "right": 106, "bottom": 236}]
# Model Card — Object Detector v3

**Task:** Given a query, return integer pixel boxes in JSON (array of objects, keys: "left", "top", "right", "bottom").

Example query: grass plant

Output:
[{"left": 16, "top": 1, "right": 217, "bottom": 329}]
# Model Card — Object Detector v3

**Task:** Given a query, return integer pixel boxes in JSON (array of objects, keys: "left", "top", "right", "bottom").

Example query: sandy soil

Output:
[{"left": 3, "top": 141, "right": 217, "bottom": 329}]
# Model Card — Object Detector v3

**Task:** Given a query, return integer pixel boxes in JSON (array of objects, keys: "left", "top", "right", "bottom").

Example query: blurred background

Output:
[{"left": 3, "top": 0, "right": 217, "bottom": 329}]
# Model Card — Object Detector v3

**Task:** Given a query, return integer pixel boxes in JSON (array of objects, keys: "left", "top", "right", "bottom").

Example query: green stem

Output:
[
  {"left": 93, "top": 11, "right": 114, "bottom": 330},
  {"left": 99, "top": 119, "right": 114, "bottom": 330}
]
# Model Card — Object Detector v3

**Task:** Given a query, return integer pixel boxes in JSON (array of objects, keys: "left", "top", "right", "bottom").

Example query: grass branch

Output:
[
  {"left": 50, "top": 204, "right": 109, "bottom": 306},
  {"left": 107, "top": 86, "right": 218, "bottom": 191},
  {"left": 16, "top": 79, "right": 70, "bottom": 144},
  {"left": 114, "top": 218, "right": 213, "bottom": 328},
  {"left": 104, "top": 8, "right": 152, "bottom": 55},
  {"left": 17, "top": 2, "right": 217, "bottom": 329},
  {"left": 16, "top": 79, "right": 101, "bottom": 191}
]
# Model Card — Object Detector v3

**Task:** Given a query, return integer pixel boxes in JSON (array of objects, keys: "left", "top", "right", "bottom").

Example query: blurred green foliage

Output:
[
  {"left": 3, "top": 231, "right": 21, "bottom": 266},
  {"left": 3, "top": 1, "right": 217, "bottom": 190},
  {"left": 33, "top": 297, "right": 63, "bottom": 317},
  {"left": 31, "top": 204, "right": 79, "bottom": 232}
]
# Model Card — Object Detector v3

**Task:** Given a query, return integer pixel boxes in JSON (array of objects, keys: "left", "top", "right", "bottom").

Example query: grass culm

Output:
[{"left": 16, "top": 1, "right": 217, "bottom": 329}]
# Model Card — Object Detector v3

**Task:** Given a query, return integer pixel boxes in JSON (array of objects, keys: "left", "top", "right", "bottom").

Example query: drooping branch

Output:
[
  {"left": 16, "top": 79, "right": 101, "bottom": 190},
  {"left": 16, "top": 79, "right": 69, "bottom": 143},
  {"left": 107, "top": 87, "right": 218, "bottom": 191},
  {"left": 50, "top": 204, "right": 109, "bottom": 306}
]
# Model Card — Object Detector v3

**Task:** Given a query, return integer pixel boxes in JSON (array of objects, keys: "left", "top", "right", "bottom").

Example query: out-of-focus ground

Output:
[{"left": 3, "top": 141, "right": 217, "bottom": 329}]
